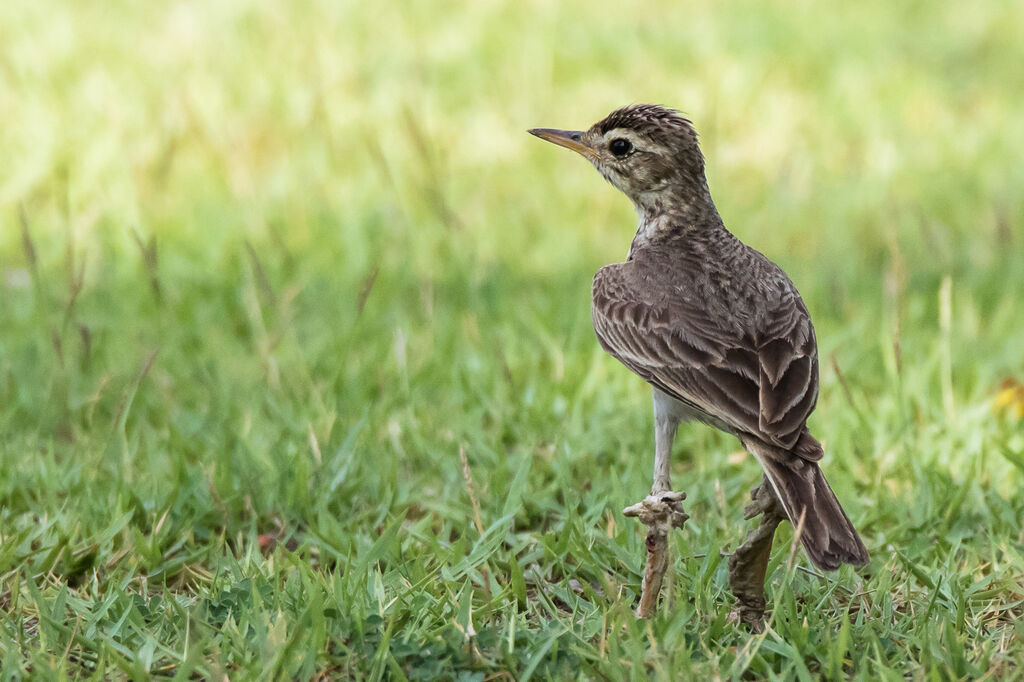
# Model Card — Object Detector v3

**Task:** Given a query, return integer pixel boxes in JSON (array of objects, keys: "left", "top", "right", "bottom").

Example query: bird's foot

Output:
[
  {"left": 622, "top": 489, "right": 689, "bottom": 530},
  {"left": 742, "top": 480, "right": 784, "bottom": 521},
  {"left": 623, "top": 489, "right": 688, "bottom": 619}
]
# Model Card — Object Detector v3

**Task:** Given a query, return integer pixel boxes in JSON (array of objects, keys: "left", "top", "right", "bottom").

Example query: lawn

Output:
[{"left": 2, "top": 0, "right": 1024, "bottom": 678}]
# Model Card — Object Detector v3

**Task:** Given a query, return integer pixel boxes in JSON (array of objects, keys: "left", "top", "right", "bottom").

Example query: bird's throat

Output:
[{"left": 628, "top": 193, "right": 721, "bottom": 257}]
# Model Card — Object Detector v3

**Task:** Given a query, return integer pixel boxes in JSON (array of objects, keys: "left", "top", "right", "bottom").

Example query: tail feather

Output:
[{"left": 743, "top": 437, "right": 868, "bottom": 571}]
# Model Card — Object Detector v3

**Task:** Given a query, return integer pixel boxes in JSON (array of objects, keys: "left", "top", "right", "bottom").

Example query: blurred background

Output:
[{"left": 1, "top": 0, "right": 1023, "bottom": 676}]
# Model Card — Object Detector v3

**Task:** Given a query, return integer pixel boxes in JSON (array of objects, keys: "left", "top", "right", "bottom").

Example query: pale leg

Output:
[
  {"left": 622, "top": 389, "right": 689, "bottom": 618},
  {"left": 652, "top": 389, "right": 681, "bottom": 494}
]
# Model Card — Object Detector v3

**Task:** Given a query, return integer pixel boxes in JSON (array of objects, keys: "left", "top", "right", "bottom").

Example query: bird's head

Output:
[{"left": 529, "top": 104, "right": 710, "bottom": 214}]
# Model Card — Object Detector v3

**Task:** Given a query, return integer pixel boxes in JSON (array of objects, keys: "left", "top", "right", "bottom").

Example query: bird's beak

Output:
[{"left": 528, "top": 128, "right": 596, "bottom": 160}]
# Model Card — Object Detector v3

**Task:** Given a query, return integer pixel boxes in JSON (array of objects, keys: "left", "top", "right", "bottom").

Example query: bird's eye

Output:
[{"left": 609, "top": 138, "right": 633, "bottom": 157}]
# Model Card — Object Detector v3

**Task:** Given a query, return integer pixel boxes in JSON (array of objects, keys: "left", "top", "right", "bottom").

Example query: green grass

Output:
[{"left": 2, "top": 0, "right": 1024, "bottom": 678}]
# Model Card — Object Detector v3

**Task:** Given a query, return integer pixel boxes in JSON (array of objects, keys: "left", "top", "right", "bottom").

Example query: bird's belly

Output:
[{"left": 653, "top": 387, "right": 736, "bottom": 434}]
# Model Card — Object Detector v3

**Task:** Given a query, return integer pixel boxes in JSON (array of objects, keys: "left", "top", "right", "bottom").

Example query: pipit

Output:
[{"left": 530, "top": 104, "right": 868, "bottom": 621}]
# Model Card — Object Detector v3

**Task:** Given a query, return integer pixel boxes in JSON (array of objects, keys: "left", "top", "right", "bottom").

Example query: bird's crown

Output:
[{"left": 593, "top": 104, "right": 699, "bottom": 148}]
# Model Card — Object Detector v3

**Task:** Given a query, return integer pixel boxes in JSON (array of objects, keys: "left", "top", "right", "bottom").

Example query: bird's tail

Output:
[{"left": 742, "top": 437, "right": 869, "bottom": 571}]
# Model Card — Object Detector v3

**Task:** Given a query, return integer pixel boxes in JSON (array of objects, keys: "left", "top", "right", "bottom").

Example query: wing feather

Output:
[{"left": 593, "top": 262, "right": 820, "bottom": 459}]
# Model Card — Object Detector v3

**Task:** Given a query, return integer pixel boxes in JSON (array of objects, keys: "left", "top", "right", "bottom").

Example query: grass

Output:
[{"left": 2, "top": 0, "right": 1024, "bottom": 678}]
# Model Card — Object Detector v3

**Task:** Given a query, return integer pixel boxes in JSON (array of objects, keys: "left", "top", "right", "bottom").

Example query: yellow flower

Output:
[{"left": 994, "top": 378, "right": 1024, "bottom": 420}]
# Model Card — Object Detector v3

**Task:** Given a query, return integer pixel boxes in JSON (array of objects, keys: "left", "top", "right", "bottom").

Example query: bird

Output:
[{"left": 529, "top": 104, "right": 868, "bottom": 571}]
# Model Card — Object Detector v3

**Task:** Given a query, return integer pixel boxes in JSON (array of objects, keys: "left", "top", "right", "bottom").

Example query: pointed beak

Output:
[{"left": 528, "top": 128, "right": 596, "bottom": 160}]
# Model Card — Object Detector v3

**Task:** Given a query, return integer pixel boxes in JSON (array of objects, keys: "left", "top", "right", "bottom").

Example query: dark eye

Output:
[{"left": 609, "top": 138, "right": 633, "bottom": 157}]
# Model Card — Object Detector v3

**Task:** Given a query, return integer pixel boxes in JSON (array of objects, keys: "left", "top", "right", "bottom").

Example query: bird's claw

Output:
[
  {"left": 623, "top": 490, "right": 689, "bottom": 529},
  {"left": 742, "top": 482, "right": 782, "bottom": 520}
]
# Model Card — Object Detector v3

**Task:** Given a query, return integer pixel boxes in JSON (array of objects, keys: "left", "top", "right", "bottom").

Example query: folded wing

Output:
[{"left": 592, "top": 262, "right": 820, "bottom": 459}]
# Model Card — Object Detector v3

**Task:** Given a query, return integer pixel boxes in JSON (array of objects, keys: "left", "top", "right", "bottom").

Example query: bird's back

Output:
[
  {"left": 620, "top": 226, "right": 813, "bottom": 349},
  {"left": 592, "top": 223, "right": 821, "bottom": 455}
]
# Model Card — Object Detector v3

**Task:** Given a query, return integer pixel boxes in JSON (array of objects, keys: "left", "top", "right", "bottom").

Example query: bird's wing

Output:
[{"left": 592, "top": 263, "right": 819, "bottom": 456}]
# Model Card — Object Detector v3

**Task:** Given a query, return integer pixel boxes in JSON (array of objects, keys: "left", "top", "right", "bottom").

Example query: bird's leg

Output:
[
  {"left": 728, "top": 475, "right": 785, "bottom": 632},
  {"left": 622, "top": 392, "right": 689, "bottom": 618}
]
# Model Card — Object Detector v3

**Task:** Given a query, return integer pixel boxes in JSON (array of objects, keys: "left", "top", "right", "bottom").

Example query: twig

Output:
[
  {"left": 623, "top": 490, "right": 688, "bottom": 618},
  {"left": 728, "top": 478, "right": 784, "bottom": 632}
]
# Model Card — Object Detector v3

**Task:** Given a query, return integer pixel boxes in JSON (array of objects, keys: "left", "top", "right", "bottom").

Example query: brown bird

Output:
[{"left": 530, "top": 104, "right": 868, "bottom": 571}]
